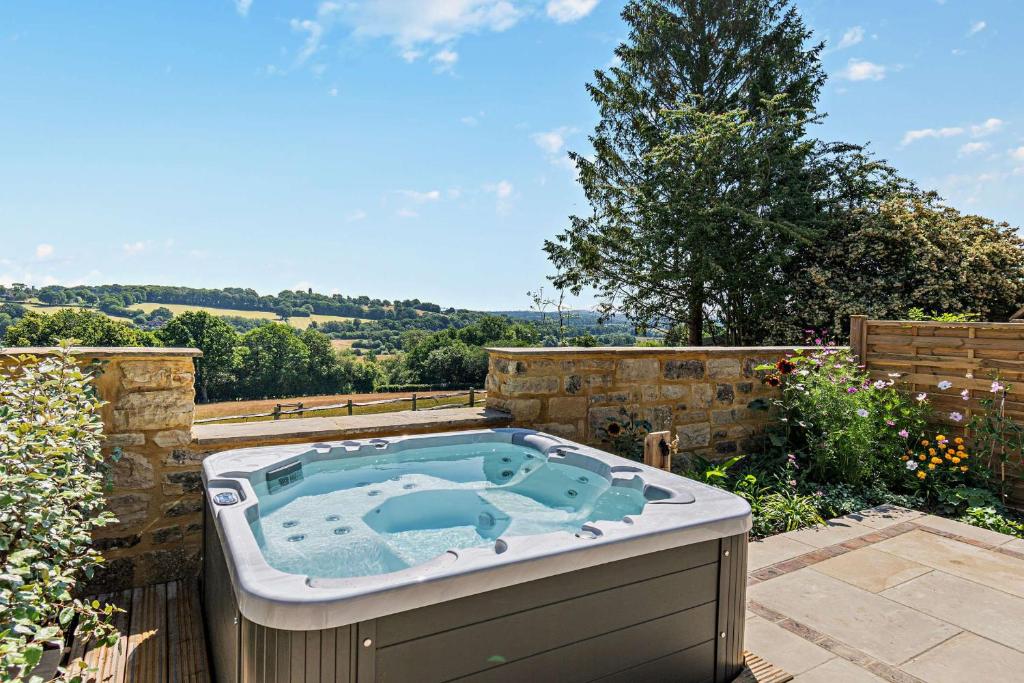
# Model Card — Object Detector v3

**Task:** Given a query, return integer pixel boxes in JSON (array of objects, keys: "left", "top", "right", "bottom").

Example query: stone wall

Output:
[
  {"left": 485, "top": 346, "right": 808, "bottom": 463},
  {"left": 1, "top": 347, "right": 201, "bottom": 592}
]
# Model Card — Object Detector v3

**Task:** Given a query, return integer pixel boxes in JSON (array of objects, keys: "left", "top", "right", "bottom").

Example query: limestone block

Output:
[
  {"left": 119, "top": 360, "right": 194, "bottom": 391},
  {"left": 548, "top": 396, "right": 587, "bottom": 420},
  {"left": 112, "top": 451, "right": 156, "bottom": 489},
  {"left": 615, "top": 359, "right": 659, "bottom": 381},
  {"left": 588, "top": 405, "right": 634, "bottom": 434},
  {"left": 502, "top": 376, "right": 560, "bottom": 395},
  {"left": 163, "top": 497, "right": 203, "bottom": 518},
  {"left": 150, "top": 525, "right": 183, "bottom": 545},
  {"left": 578, "top": 359, "right": 614, "bottom": 371},
  {"left": 584, "top": 374, "right": 612, "bottom": 390},
  {"left": 523, "top": 360, "right": 557, "bottom": 376},
  {"left": 164, "top": 448, "right": 206, "bottom": 466},
  {"left": 485, "top": 373, "right": 500, "bottom": 393},
  {"left": 536, "top": 422, "right": 579, "bottom": 439},
  {"left": 506, "top": 398, "right": 541, "bottom": 421},
  {"left": 589, "top": 391, "right": 630, "bottom": 405},
  {"left": 736, "top": 382, "right": 754, "bottom": 395},
  {"left": 113, "top": 389, "right": 193, "bottom": 431},
  {"left": 643, "top": 405, "right": 673, "bottom": 430},
  {"left": 106, "top": 493, "right": 150, "bottom": 530},
  {"left": 707, "top": 358, "right": 742, "bottom": 379},
  {"left": 661, "top": 384, "right": 690, "bottom": 400},
  {"left": 663, "top": 360, "right": 705, "bottom": 380},
  {"left": 492, "top": 358, "right": 526, "bottom": 375},
  {"left": 691, "top": 384, "right": 713, "bottom": 408},
  {"left": 676, "top": 423, "right": 711, "bottom": 449},
  {"left": 564, "top": 374, "right": 583, "bottom": 395},
  {"left": 640, "top": 385, "right": 660, "bottom": 402},
  {"left": 163, "top": 470, "right": 203, "bottom": 495},
  {"left": 104, "top": 433, "right": 146, "bottom": 449},
  {"left": 152, "top": 429, "right": 192, "bottom": 448},
  {"left": 715, "top": 384, "right": 735, "bottom": 404}
]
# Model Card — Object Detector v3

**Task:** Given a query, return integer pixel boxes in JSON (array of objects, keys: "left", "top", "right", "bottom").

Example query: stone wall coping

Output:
[
  {"left": 486, "top": 345, "right": 829, "bottom": 356},
  {"left": 0, "top": 346, "right": 202, "bottom": 359},
  {"left": 191, "top": 407, "right": 513, "bottom": 448}
]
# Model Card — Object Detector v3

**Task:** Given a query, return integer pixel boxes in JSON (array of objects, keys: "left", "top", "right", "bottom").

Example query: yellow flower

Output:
[
  {"left": 917, "top": 471, "right": 927, "bottom": 479},
  {"left": 918, "top": 454, "right": 927, "bottom": 461},
  {"left": 928, "top": 463, "right": 936, "bottom": 470},
  {"left": 960, "top": 466, "right": 969, "bottom": 472},
  {"left": 928, "top": 448, "right": 936, "bottom": 456},
  {"left": 930, "top": 457, "right": 942, "bottom": 465},
  {"left": 961, "top": 452, "right": 969, "bottom": 459},
  {"left": 936, "top": 434, "right": 946, "bottom": 441},
  {"left": 952, "top": 457, "right": 961, "bottom": 464},
  {"left": 954, "top": 437, "right": 964, "bottom": 444}
]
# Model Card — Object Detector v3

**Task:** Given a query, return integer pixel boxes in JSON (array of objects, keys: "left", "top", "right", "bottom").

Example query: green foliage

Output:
[
  {"left": 157, "top": 311, "right": 238, "bottom": 403},
  {"left": 596, "top": 408, "right": 653, "bottom": 462},
  {"left": 4, "top": 309, "right": 157, "bottom": 347},
  {"left": 0, "top": 349, "right": 119, "bottom": 682},
  {"left": 959, "top": 506, "right": 1024, "bottom": 540},
  {"left": 966, "top": 377, "right": 1024, "bottom": 503},
  {"left": 906, "top": 308, "right": 980, "bottom": 323},
  {"left": 758, "top": 345, "right": 928, "bottom": 487}
]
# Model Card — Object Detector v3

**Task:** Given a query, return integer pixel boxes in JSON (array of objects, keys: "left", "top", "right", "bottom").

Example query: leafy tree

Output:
[
  {"left": 236, "top": 323, "right": 310, "bottom": 399},
  {"left": 157, "top": 311, "right": 239, "bottom": 403},
  {"left": 3, "top": 309, "right": 156, "bottom": 347},
  {"left": 546, "top": 0, "right": 824, "bottom": 344},
  {"left": 778, "top": 191, "right": 1024, "bottom": 337},
  {"left": 301, "top": 328, "right": 343, "bottom": 395}
]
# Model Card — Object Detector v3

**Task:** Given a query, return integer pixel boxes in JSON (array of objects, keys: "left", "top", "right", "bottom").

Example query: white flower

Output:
[
  {"left": 949, "top": 411, "right": 964, "bottom": 423},
  {"left": 916, "top": 393, "right": 928, "bottom": 402},
  {"left": 856, "top": 408, "right": 869, "bottom": 418},
  {"left": 887, "top": 372, "right": 901, "bottom": 378},
  {"left": 938, "top": 380, "right": 953, "bottom": 390},
  {"left": 906, "top": 460, "right": 918, "bottom": 471},
  {"left": 873, "top": 380, "right": 887, "bottom": 389},
  {"left": 991, "top": 380, "right": 1005, "bottom": 393},
  {"left": 961, "top": 389, "right": 970, "bottom": 401}
]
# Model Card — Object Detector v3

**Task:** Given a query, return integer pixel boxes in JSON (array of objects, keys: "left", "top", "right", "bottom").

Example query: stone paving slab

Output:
[{"left": 746, "top": 506, "right": 1024, "bottom": 683}]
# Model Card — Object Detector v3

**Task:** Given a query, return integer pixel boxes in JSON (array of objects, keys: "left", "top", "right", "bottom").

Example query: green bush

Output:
[{"left": 0, "top": 349, "right": 119, "bottom": 682}]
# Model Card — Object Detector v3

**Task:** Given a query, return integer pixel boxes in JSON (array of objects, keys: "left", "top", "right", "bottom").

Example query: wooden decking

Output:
[{"left": 67, "top": 580, "right": 209, "bottom": 683}]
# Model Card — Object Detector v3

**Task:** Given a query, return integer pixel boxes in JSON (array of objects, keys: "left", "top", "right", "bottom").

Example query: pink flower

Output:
[
  {"left": 885, "top": 419, "right": 896, "bottom": 426},
  {"left": 961, "top": 389, "right": 970, "bottom": 401},
  {"left": 949, "top": 411, "right": 964, "bottom": 423},
  {"left": 899, "top": 429, "right": 910, "bottom": 438},
  {"left": 991, "top": 381, "right": 1005, "bottom": 393}
]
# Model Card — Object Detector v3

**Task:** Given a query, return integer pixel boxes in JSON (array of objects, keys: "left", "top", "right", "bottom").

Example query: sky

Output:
[{"left": 1, "top": 0, "right": 1022, "bottom": 311}]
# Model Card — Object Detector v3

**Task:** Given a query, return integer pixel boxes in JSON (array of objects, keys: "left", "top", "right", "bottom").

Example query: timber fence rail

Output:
[
  {"left": 850, "top": 314, "right": 1024, "bottom": 505},
  {"left": 193, "top": 389, "right": 485, "bottom": 424}
]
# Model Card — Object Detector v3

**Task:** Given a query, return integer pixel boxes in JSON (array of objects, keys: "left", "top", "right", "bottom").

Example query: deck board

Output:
[{"left": 67, "top": 580, "right": 210, "bottom": 683}]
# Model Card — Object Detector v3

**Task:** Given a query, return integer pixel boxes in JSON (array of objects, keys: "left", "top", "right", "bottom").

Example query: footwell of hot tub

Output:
[{"left": 203, "top": 507, "right": 747, "bottom": 683}]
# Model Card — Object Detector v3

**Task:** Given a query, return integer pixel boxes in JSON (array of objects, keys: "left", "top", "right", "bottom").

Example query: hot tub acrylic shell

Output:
[{"left": 202, "top": 428, "right": 751, "bottom": 683}]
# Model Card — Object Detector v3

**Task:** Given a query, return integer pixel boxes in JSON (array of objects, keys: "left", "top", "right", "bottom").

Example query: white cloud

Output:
[
  {"left": 396, "top": 208, "right": 419, "bottom": 218},
  {"left": 400, "top": 49, "right": 423, "bottom": 63},
  {"left": 234, "top": 0, "right": 253, "bottom": 17},
  {"left": 958, "top": 141, "right": 989, "bottom": 156},
  {"left": 328, "top": 86, "right": 339, "bottom": 96},
  {"left": 837, "top": 26, "right": 864, "bottom": 50},
  {"left": 343, "top": 1, "right": 522, "bottom": 51},
  {"left": 901, "top": 126, "right": 963, "bottom": 146},
  {"left": 532, "top": 128, "right": 569, "bottom": 154},
  {"left": 484, "top": 179, "right": 515, "bottom": 212},
  {"left": 398, "top": 189, "right": 441, "bottom": 202},
  {"left": 968, "top": 20, "right": 986, "bottom": 36},
  {"left": 840, "top": 59, "right": 886, "bottom": 81},
  {"left": 546, "top": 0, "right": 599, "bottom": 23},
  {"left": 35, "top": 243, "right": 54, "bottom": 259},
  {"left": 430, "top": 48, "right": 458, "bottom": 73},
  {"left": 290, "top": 18, "right": 325, "bottom": 64},
  {"left": 460, "top": 115, "right": 479, "bottom": 126},
  {"left": 346, "top": 209, "right": 367, "bottom": 222},
  {"left": 1012, "top": 147, "right": 1024, "bottom": 161},
  {"left": 122, "top": 241, "right": 146, "bottom": 255},
  {"left": 970, "top": 117, "right": 1004, "bottom": 137}
]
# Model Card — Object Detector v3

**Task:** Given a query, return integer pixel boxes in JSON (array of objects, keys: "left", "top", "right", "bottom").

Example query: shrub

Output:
[
  {"left": 959, "top": 506, "right": 1024, "bottom": 540},
  {"left": 0, "top": 349, "right": 119, "bottom": 681},
  {"left": 757, "top": 343, "right": 929, "bottom": 487}
]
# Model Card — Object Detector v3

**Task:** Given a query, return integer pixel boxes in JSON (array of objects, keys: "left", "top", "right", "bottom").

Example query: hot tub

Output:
[{"left": 202, "top": 428, "right": 750, "bottom": 683}]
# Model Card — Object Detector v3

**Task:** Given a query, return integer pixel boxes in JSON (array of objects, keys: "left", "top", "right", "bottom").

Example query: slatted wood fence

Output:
[{"left": 850, "top": 315, "right": 1024, "bottom": 505}]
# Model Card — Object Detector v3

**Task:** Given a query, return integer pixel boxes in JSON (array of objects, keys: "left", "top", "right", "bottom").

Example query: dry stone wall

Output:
[{"left": 485, "top": 347, "right": 807, "bottom": 463}]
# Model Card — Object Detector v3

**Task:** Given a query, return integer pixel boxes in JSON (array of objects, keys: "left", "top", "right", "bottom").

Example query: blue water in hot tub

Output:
[{"left": 253, "top": 442, "right": 647, "bottom": 579}]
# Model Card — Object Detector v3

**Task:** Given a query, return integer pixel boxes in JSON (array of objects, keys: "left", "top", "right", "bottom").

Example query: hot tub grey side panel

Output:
[{"left": 715, "top": 532, "right": 748, "bottom": 683}]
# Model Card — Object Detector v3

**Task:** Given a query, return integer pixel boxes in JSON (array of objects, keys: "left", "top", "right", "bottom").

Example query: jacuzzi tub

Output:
[{"left": 202, "top": 428, "right": 751, "bottom": 683}]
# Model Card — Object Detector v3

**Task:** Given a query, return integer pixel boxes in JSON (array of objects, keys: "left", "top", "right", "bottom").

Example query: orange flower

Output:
[
  {"left": 918, "top": 454, "right": 927, "bottom": 461},
  {"left": 928, "top": 448, "right": 936, "bottom": 456},
  {"left": 952, "top": 457, "right": 961, "bottom": 464},
  {"left": 954, "top": 437, "right": 964, "bottom": 444},
  {"left": 901, "top": 455, "right": 910, "bottom": 461},
  {"left": 921, "top": 440, "right": 930, "bottom": 446}
]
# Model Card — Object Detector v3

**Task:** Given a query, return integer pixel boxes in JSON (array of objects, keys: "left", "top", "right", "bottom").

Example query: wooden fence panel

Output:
[{"left": 853, "top": 316, "right": 1024, "bottom": 507}]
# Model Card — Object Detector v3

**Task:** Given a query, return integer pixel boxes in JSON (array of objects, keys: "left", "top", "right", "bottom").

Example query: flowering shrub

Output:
[
  {"left": 1, "top": 349, "right": 120, "bottom": 682},
  {"left": 597, "top": 408, "right": 652, "bottom": 462},
  {"left": 757, "top": 342, "right": 928, "bottom": 487}
]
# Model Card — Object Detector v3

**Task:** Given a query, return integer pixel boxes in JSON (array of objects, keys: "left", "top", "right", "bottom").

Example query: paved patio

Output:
[{"left": 745, "top": 505, "right": 1024, "bottom": 683}]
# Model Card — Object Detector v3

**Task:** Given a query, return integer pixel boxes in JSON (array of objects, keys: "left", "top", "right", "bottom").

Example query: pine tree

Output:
[{"left": 545, "top": 0, "right": 825, "bottom": 344}]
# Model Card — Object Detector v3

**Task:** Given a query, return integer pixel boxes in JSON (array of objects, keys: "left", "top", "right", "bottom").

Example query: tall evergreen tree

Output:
[{"left": 545, "top": 0, "right": 826, "bottom": 344}]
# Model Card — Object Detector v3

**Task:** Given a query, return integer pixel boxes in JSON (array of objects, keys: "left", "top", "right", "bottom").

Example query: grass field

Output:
[
  {"left": 131, "top": 302, "right": 358, "bottom": 329},
  {"left": 194, "top": 389, "right": 482, "bottom": 424},
  {"left": 22, "top": 302, "right": 133, "bottom": 320}
]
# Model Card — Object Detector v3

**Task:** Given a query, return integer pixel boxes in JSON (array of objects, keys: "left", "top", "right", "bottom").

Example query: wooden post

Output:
[
  {"left": 272, "top": 404, "right": 281, "bottom": 420},
  {"left": 296, "top": 401, "right": 304, "bottom": 418},
  {"left": 643, "top": 431, "right": 673, "bottom": 472},
  {"left": 849, "top": 315, "right": 868, "bottom": 364},
  {"left": 469, "top": 388, "right": 475, "bottom": 407},
  {"left": 347, "top": 399, "right": 353, "bottom": 416},
  {"left": 412, "top": 393, "right": 418, "bottom": 411}
]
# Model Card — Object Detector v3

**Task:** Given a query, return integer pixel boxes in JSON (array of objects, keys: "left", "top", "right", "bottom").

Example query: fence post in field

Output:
[
  {"left": 412, "top": 393, "right": 418, "bottom": 411},
  {"left": 347, "top": 399, "right": 353, "bottom": 416},
  {"left": 297, "top": 401, "right": 303, "bottom": 418},
  {"left": 849, "top": 315, "right": 868, "bottom": 364},
  {"left": 469, "top": 388, "right": 475, "bottom": 407},
  {"left": 272, "top": 404, "right": 281, "bottom": 420},
  {"left": 643, "top": 431, "right": 673, "bottom": 472}
]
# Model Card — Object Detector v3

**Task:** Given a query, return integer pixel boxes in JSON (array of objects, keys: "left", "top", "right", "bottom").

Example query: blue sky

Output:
[{"left": 1, "top": 1, "right": 1021, "bottom": 310}]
